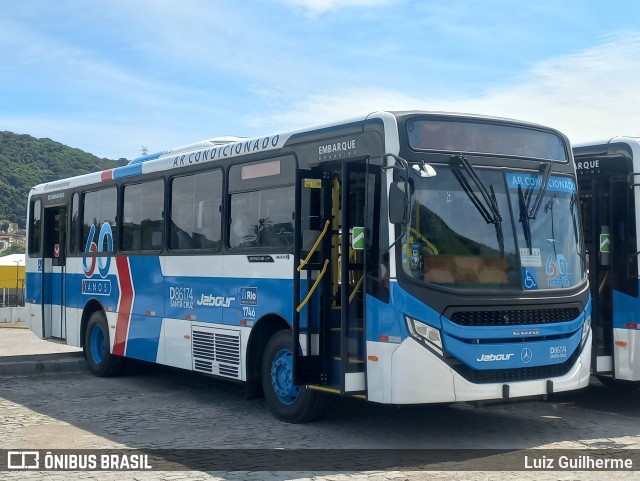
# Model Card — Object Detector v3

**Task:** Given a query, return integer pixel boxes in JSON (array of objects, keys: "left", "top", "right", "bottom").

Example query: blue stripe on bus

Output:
[
  {"left": 112, "top": 163, "right": 144, "bottom": 179},
  {"left": 370, "top": 282, "right": 586, "bottom": 370},
  {"left": 444, "top": 327, "right": 582, "bottom": 370},
  {"left": 26, "top": 271, "right": 42, "bottom": 304},
  {"left": 440, "top": 310, "right": 585, "bottom": 340},
  {"left": 29, "top": 257, "right": 299, "bottom": 329},
  {"left": 128, "top": 257, "right": 163, "bottom": 316},
  {"left": 129, "top": 152, "right": 162, "bottom": 164},
  {"left": 366, "top": 282, "right": 438, "bottom": 342},
  {"left": 613, "top": 284, "right": 640, "bottom": 329},
  {"left": 125, "top": 314, "right": 163, "bottom": 362}
]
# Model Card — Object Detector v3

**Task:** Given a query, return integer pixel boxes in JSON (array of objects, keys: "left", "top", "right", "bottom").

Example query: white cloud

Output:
[
  {"left": 254, "top": 32, "right": 640, "bottom": 144},
  {"left": 247, "top": 88, "right": 421, "bottom": 132},
  {"left": 280, "top": 0, "right": 397, "bottom": 15},
  {"left": 449, "top": 32, "right": 640, "bottom": 144}
]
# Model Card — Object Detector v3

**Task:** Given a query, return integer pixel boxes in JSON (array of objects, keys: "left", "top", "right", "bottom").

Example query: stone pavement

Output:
[{"left": 1, "top": 325, "right": 638, "bottom": 480}]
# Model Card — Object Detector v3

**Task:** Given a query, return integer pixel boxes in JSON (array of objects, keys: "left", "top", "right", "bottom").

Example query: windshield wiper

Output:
[
  {"left": 451, "top": 154, "right": 504, "bottom": 257},
  {"left": 451, "top": 154, "right": 502, "bottom": 224},
  {"left": 453, "top": 169, "right": 495, "bottom": 224},
  {"left": 518, "top": 185, "right": 533, "bottom": 251},
  {"left": 528, "top": 160, "right": 553, "bottom": 219},
  {"left": 490, "top": 184, "right": 505, "bottom": 257},
  {"left": 569, "top": 193, "right": 587, "bottom": 266}
]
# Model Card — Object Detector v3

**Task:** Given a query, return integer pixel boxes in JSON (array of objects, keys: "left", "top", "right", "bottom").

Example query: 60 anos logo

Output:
[
  {"left": 82, "top": 223, "right": 113, "bottom": 296},
  {"left": 546, "top": 253, "right": 569, "bottom": 287}
]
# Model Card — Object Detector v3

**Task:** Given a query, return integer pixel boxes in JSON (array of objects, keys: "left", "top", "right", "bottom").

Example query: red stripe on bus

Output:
[
  {"left": 101, "top": 169, "right": 114, "bottom": 182},
  {"left": 113, "top": 257, "right": 134, "bottom": 356}
]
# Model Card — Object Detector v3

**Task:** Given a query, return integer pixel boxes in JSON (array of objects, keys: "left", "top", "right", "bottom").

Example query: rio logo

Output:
[{"left": 83, "top": 223, "right": 113, "bottom": 279}]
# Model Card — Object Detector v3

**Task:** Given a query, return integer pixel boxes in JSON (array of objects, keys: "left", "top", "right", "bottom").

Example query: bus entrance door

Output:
[
  {"left": 42, "top": 206, "right": 67, "bottom": 340},
  {"left": 581, "top": 176, "right": 613, "bottom": 373},
  {"left": 334, "top": 162, "right": 367, "bottom": 395},
  {"left": 579, "top": 157, "right": 637, "bottom": 378},
  {"left": 293, "top": 170, "right": 331, "bottom": 386},
  {"left": 293, "top": 163, "right": 367, "bottom": 396}
]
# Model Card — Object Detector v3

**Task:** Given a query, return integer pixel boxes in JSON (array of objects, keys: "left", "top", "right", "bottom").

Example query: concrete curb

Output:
[
  {"left": 0, "top": 322, "right": 28, "bottom": 329},
  {"left": 0, "top": 352, "right": 87, "bottom": 376}
]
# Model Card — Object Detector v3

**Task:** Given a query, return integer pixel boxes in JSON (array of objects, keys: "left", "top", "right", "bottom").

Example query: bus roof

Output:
[
  {"left": 573, "top": 136, "right": 640, "bottom": 150},
  {"left": 30, "top": 110, "right": 568, "bottom": 196}
]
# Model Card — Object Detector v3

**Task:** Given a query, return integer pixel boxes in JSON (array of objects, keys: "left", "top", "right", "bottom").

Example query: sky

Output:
[{"left": 1, "top": 0, "right": 639, "bottom": 160}]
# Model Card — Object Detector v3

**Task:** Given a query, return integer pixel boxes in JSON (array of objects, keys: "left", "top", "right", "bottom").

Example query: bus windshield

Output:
[{"left": 401, "top": 167, "right": 585, "bottom": 291}]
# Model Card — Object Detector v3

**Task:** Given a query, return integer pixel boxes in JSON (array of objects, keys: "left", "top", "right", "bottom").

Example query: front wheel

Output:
[
  {"left": 83, "top": 311, "right": 125, "bottom": 377},
  {"left": 261, "top": 330, "right": 327, "bottom": 423}
]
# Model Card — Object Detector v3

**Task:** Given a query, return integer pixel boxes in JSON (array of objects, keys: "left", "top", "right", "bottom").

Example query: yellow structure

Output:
[{"left": 0, "top": 253, "right": 25, "bottom": 290}]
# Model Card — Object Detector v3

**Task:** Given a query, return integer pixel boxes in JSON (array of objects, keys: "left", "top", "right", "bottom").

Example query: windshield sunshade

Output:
[{"left": 407, "top": 119, "right": 568, "bottom": 161}]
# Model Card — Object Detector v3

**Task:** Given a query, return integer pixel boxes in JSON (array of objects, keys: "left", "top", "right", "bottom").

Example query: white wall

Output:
[{"left": 0, "top": 306, "right": 28, "bottom": 323}]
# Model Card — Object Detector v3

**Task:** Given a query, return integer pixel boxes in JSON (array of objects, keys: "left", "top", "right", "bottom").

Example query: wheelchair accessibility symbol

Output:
[{"left": 522, "top": 268, "right": 539, "bottom": 290}]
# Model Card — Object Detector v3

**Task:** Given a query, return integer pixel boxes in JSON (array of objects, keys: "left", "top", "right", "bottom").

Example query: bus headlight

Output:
[
  {"left": 405, "top": 316, "right": 443, "bottom": 354},
  {"left": 581, "top": 313, "right": 591, "bottom": 348}
]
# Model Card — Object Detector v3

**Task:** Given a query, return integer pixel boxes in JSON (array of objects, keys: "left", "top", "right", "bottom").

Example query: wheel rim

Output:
[
  {"left": 271, "top": 348, "right": 300, "bottom": 405},
  {"left": 90, "top": 324, "right": 105, "bottom": 365}
]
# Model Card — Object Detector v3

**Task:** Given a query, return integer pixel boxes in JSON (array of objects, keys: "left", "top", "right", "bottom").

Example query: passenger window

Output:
[
  {"left": 70, "top": 193, "right": 79, "bottom": 254},
  {"left": 170, "top": 170, "right": 222, "bottom": 251},
  {"left": 82, "top": 188, "right": 117, "bottom": 252},
  {"left": 28, "top": 199, "right": 42, "bottom": 256},
  {"left": 229, "top": 186, "right": 294, "bottom": 249},
  {"left": 122, "top": 180, "right": 164, "bottom": 252}
]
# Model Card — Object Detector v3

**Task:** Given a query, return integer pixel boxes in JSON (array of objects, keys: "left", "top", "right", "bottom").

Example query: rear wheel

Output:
[
  {"left": 262, "top": 329, "right": 327, "bottom": 423},
  {"left": 83, "top": 311, "right": 125, "bottom": 377}
]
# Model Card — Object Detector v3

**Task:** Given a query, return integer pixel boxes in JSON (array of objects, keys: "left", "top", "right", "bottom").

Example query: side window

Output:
[
  {"left": 170, "top": 170, "right": 222, "bottom": 251},
  {"left": 70, "top": 193, "right": 79, "bottom": 254},
  {"left": 122, "top": 180, "right": 164, "bottom": 252},
  {"left": 229, "top": 186, "right": 294, "bottom": 249},
  {"left": 82, "top": 188, "right": 117, "bottom": 253},
  {"left": 28, "top": 199, "right": 41, "bottom": 256}
]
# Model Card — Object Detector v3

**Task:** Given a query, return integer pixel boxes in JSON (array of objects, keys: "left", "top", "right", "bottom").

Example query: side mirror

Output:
[{"left": 389, "top": 181, "right": 407, "bottom": 224}]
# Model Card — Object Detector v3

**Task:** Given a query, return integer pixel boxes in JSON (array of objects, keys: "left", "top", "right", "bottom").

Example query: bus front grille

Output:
[{"left": 449, "top": 308, "right": 580, "bottom": 327}]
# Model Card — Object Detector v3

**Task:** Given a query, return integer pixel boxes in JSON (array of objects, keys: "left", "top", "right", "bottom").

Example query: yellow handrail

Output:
[
  {"left": 348, "top": 274, "right": 364, "bottom": 304},
  {"left": 296, "top": 259, "right": 330, "bottom": 313},
  {"left": 297, "top": 219, "right": 331, "bottom": 272},
  {"left": 598, "top": 271, "right": 609, "bottom": 295},
  {"left": 410, "top": 227, "right": 438, "bottom": 255}
]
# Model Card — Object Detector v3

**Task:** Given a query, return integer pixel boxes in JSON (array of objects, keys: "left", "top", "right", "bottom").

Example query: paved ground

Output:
[
  {"left": 1, "top": 327, "right": 640, "bottom": 480},
  {"left": 0, "top": 322, "right": 80, "bottom": 356}
]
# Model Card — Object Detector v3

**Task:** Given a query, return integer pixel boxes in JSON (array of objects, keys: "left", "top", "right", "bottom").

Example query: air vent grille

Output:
[{"left": 192, "top": 328, "right": 241, "bottom": 379}]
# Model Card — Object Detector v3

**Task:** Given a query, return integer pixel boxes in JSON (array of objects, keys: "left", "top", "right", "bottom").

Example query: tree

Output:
[
  {"left": 0, "top": 244, "right": 25, "bottom": 256},
  {"left": 0, "top": 131, "right": 127, "bottom": 227}
]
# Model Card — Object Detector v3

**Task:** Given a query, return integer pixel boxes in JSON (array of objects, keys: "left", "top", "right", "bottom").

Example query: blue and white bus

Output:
[
  {"left": 26, "top": 111, "right": 591, "bottom": 422},
  {"left": 574, "top": 137, "right": 640, "bottom": 387}
]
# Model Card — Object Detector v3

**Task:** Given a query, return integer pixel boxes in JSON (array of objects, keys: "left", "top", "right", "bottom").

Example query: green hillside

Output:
[{"left": 0, "top": 131, "right": 127, "bottom": 227}]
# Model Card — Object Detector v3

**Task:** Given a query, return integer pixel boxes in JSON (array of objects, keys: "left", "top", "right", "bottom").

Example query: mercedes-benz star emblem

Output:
[{"left": 521, "top": 347, "right": 533, "bottom": 364}]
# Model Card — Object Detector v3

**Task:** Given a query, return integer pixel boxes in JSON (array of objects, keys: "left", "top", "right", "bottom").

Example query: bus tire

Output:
[
  {"left": 261, "top": 329, "right": 327, "bottom": 423},
  {"left": 83, "top": 311, "right": 125, "bottom": 377}
]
